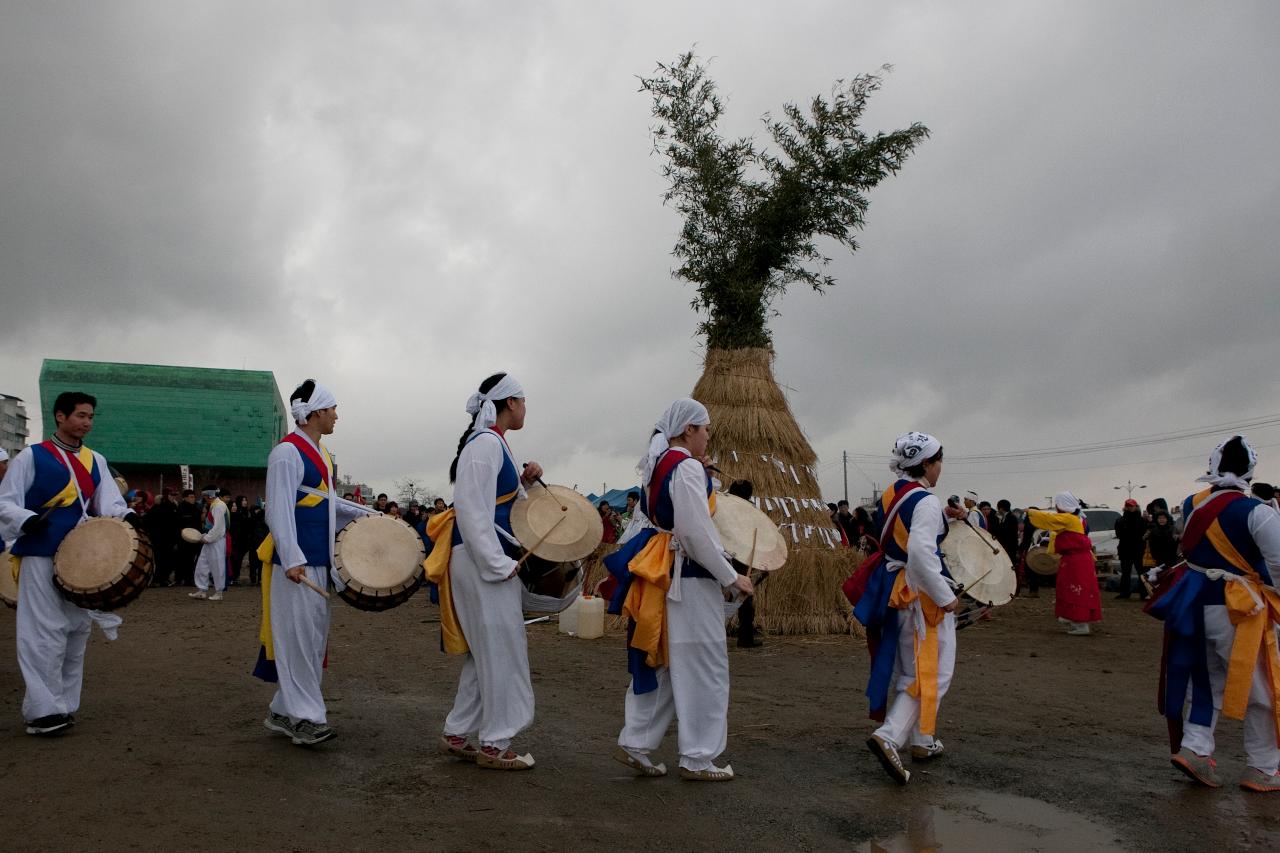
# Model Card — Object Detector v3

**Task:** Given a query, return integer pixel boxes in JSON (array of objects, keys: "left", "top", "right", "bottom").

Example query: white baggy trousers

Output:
[
  {"left": 16, "top": 556, "right": 92, "bottom": 721},
  {"left": 268, "top": 564, "right": 330, "bottom": 725},
  {"left": 1181, "top": 604, "right": 1280, "bottom": 774},
  {"left": 874, "top": 603, "right": 957, "bottom": 749},
  {"left": 193, "top": 538, "right": 227, "bottom": 592},
  {"left": 618, "top": 575, "right": 729, "bottom": 772},
  {"left": 443, "top": 544, "right": 535, "bottom": 750}
]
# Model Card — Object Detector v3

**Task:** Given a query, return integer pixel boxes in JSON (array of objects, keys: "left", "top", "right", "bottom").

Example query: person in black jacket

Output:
[
  {"left": 1113, "top": 498, "right": 1149, "bottom": 600},
  {"left": 1147, "top": 509, "right": 1179, "bottom": 570}
]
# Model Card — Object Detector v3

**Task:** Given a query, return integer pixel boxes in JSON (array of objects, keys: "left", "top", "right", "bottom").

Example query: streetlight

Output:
[{"left": 1113, "top": 480, "right": 1147, "bottom": 500}]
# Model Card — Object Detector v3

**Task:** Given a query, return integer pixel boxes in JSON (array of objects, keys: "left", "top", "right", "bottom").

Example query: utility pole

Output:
[{"left": 842, "top": 450, "right": 849, "bottom": 503}]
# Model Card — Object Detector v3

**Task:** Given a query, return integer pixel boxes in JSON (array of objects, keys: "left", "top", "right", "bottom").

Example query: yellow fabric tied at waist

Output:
[
  {"left": 888, "top": 571, "right": 948, "bottom": 737},
  {"left": 422, "top": 487, "right": 521, "bottom": 657},
  {"left": 622, "top": 532, "right": 676, "bottom": 671},
  {"left": 1204, "top": 520, "right": 1280, "bottom": 740},
  {"left": 9, "top": 554, "right": 20, "bottom": 584},
  {"left": 256, "top": 534, "right": 278, "bottom": 661}
]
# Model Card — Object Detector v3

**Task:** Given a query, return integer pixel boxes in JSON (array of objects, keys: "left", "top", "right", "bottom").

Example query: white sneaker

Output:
[
  {"left": 188, "top": 590, "right": 207, "bottom": 600},
  {"left": 1066, "top": 623, "right": 1091, "bottom": 636},
  {"left": 209, "top": 591, "right": 224, "bottom": 601}
]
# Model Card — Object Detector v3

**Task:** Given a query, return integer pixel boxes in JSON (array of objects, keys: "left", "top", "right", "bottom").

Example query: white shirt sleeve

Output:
[
  {"left": 0, "top": 448, "right": 37, "bottom": 542},
  {"left": 670, "top": 457, "right": 738, "bottom": 587},
  {"left": 266, "top": 444, "right": 307, "bottom": 570},
  {"left": 202, "top": 501, "right": 228, "bottom": 543},
  {"left": 453, "top": 433, "right": 518, "bottom": 583},
  {"left": 335, "top": 496, "right": 373, "bottom": 525},
  {"left": 89, "top": 452, "right": 132, "bottom": 520},
  {"left": 906, "top": 493, "right": 957, "bottom": 607},
  {"left": 1248, "top": 502, "right": 1280, "bottom": 578}
]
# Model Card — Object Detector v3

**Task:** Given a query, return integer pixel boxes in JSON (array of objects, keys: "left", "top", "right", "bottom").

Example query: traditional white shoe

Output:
[
  {"left": 614, "top": 746, "right": 667, "bottom": 777},
  {"left": 188, "top": 590, "right": 207, "bottom": 600},
  {"left": 1066, "top": 623, "right": 1091, "bottom": 636},
  {"left": 476, "top": 746, "right": 535, "bottom": 770},
  {"left": 679, "top": 763, "right": 734, "bottom": 781},
  {"left": 867, "top": 734, "right": 910, "bottom": 785},
  {"left": 910, "top": 739, "right": 945, "bottom": 761},
  {"left": 208, "top": 591, "right": 224, "bottom": 601}
]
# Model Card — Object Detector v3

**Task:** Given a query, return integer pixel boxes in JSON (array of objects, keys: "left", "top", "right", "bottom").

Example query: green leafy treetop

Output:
[{"left": 641, "top": 51, "right": 930, "bottom": 350}]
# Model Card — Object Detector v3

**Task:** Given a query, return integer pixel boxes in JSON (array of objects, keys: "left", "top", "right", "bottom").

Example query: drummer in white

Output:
[
  {"left": 0, "top": 391, "right": 137, "bottom": 736},
  {"left": 189, "top": 486, "right": 229, "bottom": 601}
]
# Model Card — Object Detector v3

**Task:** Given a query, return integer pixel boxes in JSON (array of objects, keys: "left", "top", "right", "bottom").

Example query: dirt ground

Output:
[{"left": 1, "top": 585, "right": 1278, "bottom": 853}]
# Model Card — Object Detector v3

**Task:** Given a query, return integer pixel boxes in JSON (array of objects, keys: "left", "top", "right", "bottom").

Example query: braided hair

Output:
[{"left": 449, "top": 373, "right": 511, "bottom": 483}]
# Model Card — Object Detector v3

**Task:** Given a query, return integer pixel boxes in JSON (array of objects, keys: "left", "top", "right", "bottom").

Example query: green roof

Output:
[{"left": 39, "top": 359, "right": 287, "bottom": 469}]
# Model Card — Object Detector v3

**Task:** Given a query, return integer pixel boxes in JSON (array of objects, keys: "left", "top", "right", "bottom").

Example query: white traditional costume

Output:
[
  {"left": 0, "top": 435, "right": 132, "bottom": 729},
  {"left": 191, "top": 491, "right": 229, "bottom": 596},
  {"left": 610, "top": 399, "right": 741, "bottom": 779}
]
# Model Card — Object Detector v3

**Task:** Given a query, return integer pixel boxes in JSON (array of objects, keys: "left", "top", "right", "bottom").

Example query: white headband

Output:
[
  {"left": 291, "top": 381, "right": 337, "bottom": 425},
  {"left": 890, "top": 431, "right": 941, "bottom": 476},
  {"left": 638, "top": 398, "right": 710, "bottom": 483},
  {"left": 465, "top": 374, "right": 525, "bottom": 435},
  {"left": 1053, "top": 491, "right": 1081, "bottom": 513},
  {"left": 1196, "top": 434, "right": 1256, "bottom": 491},
  {"left": 0, "top": 448, "right": 8, "bottom": 462}
]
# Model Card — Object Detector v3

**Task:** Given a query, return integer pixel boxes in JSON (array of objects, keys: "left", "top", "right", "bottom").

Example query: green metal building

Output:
[{"left": 38, "top": 359, "right": 288, "bottom": 499}]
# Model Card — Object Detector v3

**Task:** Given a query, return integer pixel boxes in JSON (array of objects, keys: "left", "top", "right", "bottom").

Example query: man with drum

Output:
[
  {"left": 256, "top": 379, "right": 367, "bottom": 747},
  {"left": 0, "top": 391, "right": 139, "bottom": 736},
  {"left": 853, "top": 432, "right": 958, "bottom": 785},
  {"left": 188, "top": 485, "right": 229, "bottom": 601}
]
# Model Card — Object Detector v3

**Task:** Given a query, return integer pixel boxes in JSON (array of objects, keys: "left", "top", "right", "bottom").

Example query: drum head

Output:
[
  {"left": 1026, "top": 545, "right": 1061, "bottom": 576},
  {"left": 0, "top": 548, "right": 17, "bottom": 608},
  {"left": 335, "top": 515, "right": 425, "bottom": 588},
  {"left": 55, "top": 517, "right": 137, "bottom": 591},
  {"left": 510, "top": 484, "right": 603, "bottom": 563},
  {"left": 181, "top": 528, "right": 203, "bottom": 544},
  {"left": 940, "top": 520, "right": 1015, "bottom": 606},
  {"left": 712, "top": 493, "right": 788, "bottom": 572}
]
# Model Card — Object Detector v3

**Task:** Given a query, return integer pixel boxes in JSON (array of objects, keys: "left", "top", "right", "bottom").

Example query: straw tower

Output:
[{"left": 694, "top": 348, "right": 860, "bottom": 634}]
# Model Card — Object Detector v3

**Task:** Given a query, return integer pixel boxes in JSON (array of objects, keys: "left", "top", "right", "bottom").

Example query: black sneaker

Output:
[
  {"left": 263, "top": 712, "right": 295, "bottom": 738},
  {"left": 291, "top": 719, "right": 336, "bottom": 746},
  {"left": 26, "top": 714, "right": 73, "bottom": 736}
]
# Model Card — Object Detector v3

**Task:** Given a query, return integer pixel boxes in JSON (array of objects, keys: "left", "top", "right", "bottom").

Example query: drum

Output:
[
  {"left": 333, "top": 514, "right": 425, "bottom": 611},
  {"left": 1025, "top": 545, "right": 1061, "bottom": 576},
  {"left": 180, "top": 527, "right": 203, "bottom": 544},
  {"left": 519, "top": 554, "right": 584, "bottom": 613},
  {"left": 712, "top": 492, "right": 788, "bottom": 572},
  {"left": 510, "top": 484, "right": 603, "bottom": 563},
  {"left": 0, "top": 548, "right": 17, "bottom": 609},
  {"left": 53, "top": 517, "right": 154, "bottom": 610},
  {"left": 940, "top": 520, "right": 1015, "bottom": 606}
]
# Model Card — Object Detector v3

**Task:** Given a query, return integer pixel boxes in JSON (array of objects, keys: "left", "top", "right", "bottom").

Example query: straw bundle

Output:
[{"left": 693, "top": 347, "right": 862, "bottom": 635}]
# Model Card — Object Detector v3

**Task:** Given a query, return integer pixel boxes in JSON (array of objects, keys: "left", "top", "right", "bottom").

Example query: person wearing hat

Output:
[
  {"left": 1147, "top": 435, "right": 1280, "bottom": 792},
  {"left": 189, "top": 486, "right": 229, "bottom": 601},
  {"left": 1114, "top": 498, "right": 1149, "bottom": 600},
  {"left": 254, "top": 379, "right": 370, "bottom": 747},
  {"left": 428, "top": 372, "right": 544, "bottom": 771},
  {"left": 1026, "top": 492, "right": 1102, "bottom": 635},
  {"left": 855, "top": 432, "right": 958, "bottom": 786},
  {"left": 607, "top": 398, "right": 754, "bottom": 780},
  {"left": 0, "top": 391, "right": 139, "bottom": 736}
]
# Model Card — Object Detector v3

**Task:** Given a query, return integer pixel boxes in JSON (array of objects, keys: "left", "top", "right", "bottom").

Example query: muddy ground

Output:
[{"left": 1, "top": 586, "right": 1277, "bottom": 852}]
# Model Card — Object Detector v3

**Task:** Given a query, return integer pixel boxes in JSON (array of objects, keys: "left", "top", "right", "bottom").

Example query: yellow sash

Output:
[
  {"left": 422, "top": 487, "right": 520, "bottom": 656},
  {"left": 1203, "top": 521, "right": 1280, "bottom": 738},
  {"left": 889, "top": 571, "right": 948, "bottom": 736}
]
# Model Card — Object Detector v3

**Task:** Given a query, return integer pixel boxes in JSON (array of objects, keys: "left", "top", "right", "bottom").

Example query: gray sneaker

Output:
[
  {"left": 291, "top": 719, "right": 336, "bottom": 746},
  {"left": 263, "top": 712, "right": 295, "bottom": 738},
  {"left": 1171, "top": 747, "right": 1221, "bottom": 788},
  {"left": 867, "top": 734, "right": 910, "bottom": 785},
  {"left": 910, "top": 739, "right": 945, "bottom": 761},
  {"left": 1239, "top": 766, "right": 1280, "bottom": 793}
]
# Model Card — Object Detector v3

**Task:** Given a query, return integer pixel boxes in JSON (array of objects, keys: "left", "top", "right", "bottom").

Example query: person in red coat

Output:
[{"left": 1026, "top": 491, "right": 1102, "bottom": 635}]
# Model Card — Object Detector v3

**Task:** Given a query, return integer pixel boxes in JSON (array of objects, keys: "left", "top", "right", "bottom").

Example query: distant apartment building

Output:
[{"left": 0, "top": 394, "right": 30, "bottom": 457}]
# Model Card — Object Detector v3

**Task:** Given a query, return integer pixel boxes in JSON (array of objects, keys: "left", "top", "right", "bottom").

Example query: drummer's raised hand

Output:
[
  {"left": 520, "top": 461, "right": 544, "bottom": 486},
  {"left": 941, "top": 596, "right": 959, "bottom": 613},
  {"left": 730, "top": 574, "right": 754, "bottom": 597},
  {"left": 285, "top": 566, "right": 306, "bottom": 583}
]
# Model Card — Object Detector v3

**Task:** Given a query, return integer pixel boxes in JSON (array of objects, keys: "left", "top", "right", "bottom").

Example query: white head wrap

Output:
[
  {"left": 1196, "top": 435, "right": 1256, "bottom": 491},
  {"left": 1053, "top": 491, "right": 1081, "bottom": 514},
  {"left": 291, "top": 380, "right": 338, "bottom": 425},
  {"left": 889, "top": 431, "right": 942, "bottom": 476},
  {"left": 465, "top": 373, "right": 525, "bottom": 435},
  {"left": 638, "top": 398, "right": 711, "bottom": 483},
  {"left": 0, "top": 448, "right": 9, "bottom": 462}
]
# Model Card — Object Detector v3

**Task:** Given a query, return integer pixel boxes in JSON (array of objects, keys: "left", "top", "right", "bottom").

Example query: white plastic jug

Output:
[
  {"left": 558, "top": 597, "right": 580, "bottom": 634},
  {"left": 576, "top": 595, "right": 605, "bottom": 640}
]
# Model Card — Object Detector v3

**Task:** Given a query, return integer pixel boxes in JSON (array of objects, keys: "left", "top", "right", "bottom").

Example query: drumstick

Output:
[
  {"left": 960, "top": 518, "right": 1001, "bottom": 554},
  {"left": 297, "top": 574, "right": 330, "bottom": 599},
  {"left": 523, "top": 464, "right": 568, "bottom": 512},
  {"left": 514, "top": 513, "right": 569, "bottom": 570},
  {"left": 734, "top": 530, "right": 759, "bottom": 605}
]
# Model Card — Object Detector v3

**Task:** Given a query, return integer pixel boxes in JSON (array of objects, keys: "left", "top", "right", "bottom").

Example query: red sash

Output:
[
  {"left": 841, "top": 481, "right": 924, "bottom": 607},
  {"left": 1180, "top": 490, "right": 1244, "bottom": 554},
  {"left": 649, "top": 448, "right": 694, "bottom": 502},
  {"left": 282, "top": 433, "right": 330, "bottom": 487},
  {"left": 40, "top": 440, "right": 97, "bottom": 500}
]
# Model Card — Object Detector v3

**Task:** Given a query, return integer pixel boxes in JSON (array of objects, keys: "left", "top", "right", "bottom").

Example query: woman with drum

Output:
[
  {"left": 431, "top": 372, "right": 543, "bottom": 771},
  {"left": 1026, "top": 492, "right": 1102, "bottom": 636},
  {"left": 853, "top": 431, "right": 959, "bottom": 786}
]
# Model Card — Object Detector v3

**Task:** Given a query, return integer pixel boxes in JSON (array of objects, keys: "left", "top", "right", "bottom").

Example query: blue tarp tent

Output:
[{"left": 585, "top": 486, "right": 639, "bottom": 511}]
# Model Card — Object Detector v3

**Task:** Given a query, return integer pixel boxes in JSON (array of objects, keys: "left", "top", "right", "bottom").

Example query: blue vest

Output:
[
  {"left": 1179, "top": 491, "right": 1271, "bottom": 586},
  {"left": 272, "top": 439, "right": 333, "bottom": 568},
  {"left": 873, "top": 479, "right": 950, "bottom": 567},
  {"left": 451, "top": 430, "right": 522, "bottom": 558},
  {"left": 12, "top": 444, "right": 103, "bottom": 558},
  {"left": 640, "top": 449, "right": 715, "bottom": 580}
]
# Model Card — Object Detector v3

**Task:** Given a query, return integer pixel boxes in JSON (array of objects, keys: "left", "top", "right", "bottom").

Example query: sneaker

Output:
[
  {"left": 208, "top": 591, "right": 224, "bottom": 601},
  {"left": 1240, "top": 767, "right": 1280, "bottom": 792},
  {"left": 1066, "top": 623, "right": 1091, "bottom": 636},
  {"left": 188, "top": 590, "right": 207, "bottom": 600},
  {"left": 1171, "top": 747, "right": 1221, "bottom": 788},
  {"left": 910, "top": 739, "right": 945, "bottom": 761},
  {"left": 25, "top": 714, "right": 73, "bottom": 736},
  {"left": 867, "top": 734, "right": 910, "bottom": 785},
  {"left": 290, "top": 719, "right": 336, "bottom": 746},
  {"left": 263, "top": 712, "right": 295, "bottom": 738}
]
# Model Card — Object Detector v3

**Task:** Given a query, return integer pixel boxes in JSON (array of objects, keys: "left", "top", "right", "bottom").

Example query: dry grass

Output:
[{"left": 693, "top": 347, "right": 864, "bottom": 635}]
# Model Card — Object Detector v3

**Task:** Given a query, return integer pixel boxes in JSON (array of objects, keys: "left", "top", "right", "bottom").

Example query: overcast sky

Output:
[{"left": 3, "top": 1, "right": 1278, "bottom": 509}]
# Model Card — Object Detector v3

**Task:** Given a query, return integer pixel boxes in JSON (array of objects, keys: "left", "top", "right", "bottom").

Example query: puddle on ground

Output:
[{"left": 860, "top": 790, "right": 1127, "bottom": 852}]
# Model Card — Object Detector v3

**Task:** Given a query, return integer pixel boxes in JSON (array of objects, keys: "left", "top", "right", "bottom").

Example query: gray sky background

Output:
[{"left": 3, "top": 1, "right": 1278, "bottom": 509}]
